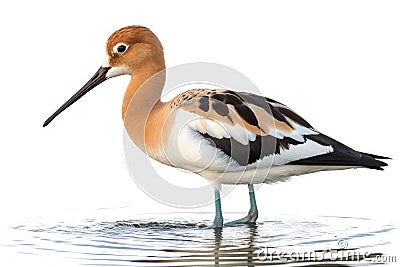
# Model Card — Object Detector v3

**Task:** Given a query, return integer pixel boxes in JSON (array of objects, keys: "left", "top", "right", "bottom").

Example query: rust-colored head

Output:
[
  {"left": 43, "top": 25, "right": 165, "bottom": 127},
  {"left": 103, "top": 26, "right": 165, "bottom": 78}
]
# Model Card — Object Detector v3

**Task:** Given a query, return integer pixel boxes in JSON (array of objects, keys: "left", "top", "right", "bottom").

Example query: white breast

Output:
[{"left": 161, "top": 110, "right": 238, "bottom": 173}]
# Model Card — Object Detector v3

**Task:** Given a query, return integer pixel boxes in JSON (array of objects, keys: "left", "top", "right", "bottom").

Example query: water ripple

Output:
[{"left": 6, "top": 213, "right": 396, "bottom": 266}]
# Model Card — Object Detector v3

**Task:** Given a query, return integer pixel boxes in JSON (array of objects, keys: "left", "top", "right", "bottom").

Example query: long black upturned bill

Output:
[{"left": 43, "top": 66, "right": 110, "bottom": 127}]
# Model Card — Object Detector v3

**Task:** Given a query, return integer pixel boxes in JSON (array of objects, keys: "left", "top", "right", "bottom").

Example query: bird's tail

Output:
[
  {"left": 289, "top": 134, "right": 390, "bottom": 170},
  {"left": 358, "top": 152, "right": 390, "bottom": 170}
]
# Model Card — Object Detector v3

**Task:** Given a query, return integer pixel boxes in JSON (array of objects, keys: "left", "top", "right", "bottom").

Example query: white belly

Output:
[{"left": 199, "top": 165, "right": 357, "bottom": 185}]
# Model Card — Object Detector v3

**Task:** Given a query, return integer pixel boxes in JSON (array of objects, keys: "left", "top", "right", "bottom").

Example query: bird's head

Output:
[
  {"left": 43, "top": 26, "right": 164, "bottom": 127},
  {"left": 104, "top": 26, "right": 164, "bottom": 78}
]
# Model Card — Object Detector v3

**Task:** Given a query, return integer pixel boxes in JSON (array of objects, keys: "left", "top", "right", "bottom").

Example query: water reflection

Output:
[
  {"left": 8, "top": 214, "right": 395, "bottom": 266},
  {"left": 151, "top": 224, "right": 261, "bottom": 266}
]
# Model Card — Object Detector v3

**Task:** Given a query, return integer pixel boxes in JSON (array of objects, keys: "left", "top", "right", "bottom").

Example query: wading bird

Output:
[{"left": 44, "top": 26, "right": 389, "bottom": 228}]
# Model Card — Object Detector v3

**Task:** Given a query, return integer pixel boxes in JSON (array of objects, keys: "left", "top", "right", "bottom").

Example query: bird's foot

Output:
[{"left": 225, "top": 209, "right": 258, "bottom": 225}]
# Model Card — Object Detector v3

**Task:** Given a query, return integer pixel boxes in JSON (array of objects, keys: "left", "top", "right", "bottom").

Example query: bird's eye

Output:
[
  {"left": 113, "top": 43, "right": 129, "bottom": 54},
  {"left": 117, "top": 45, "right": 127, "bottom": 53}
]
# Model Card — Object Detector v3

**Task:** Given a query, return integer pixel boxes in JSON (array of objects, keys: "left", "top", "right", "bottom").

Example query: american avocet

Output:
[{"left": 43, "top": 26, "right": 389, "bottom": 228}]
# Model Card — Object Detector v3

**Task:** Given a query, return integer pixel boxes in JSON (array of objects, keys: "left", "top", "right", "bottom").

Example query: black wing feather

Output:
[{"left": 289, "top": 134, "right": 388, "bottom": 170}]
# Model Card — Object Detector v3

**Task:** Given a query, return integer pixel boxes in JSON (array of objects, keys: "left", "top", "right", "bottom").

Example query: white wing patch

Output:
[
  {"left": 186, "top": 111, "right": 257, "bottom": 145},
  {"left": 271, "top": 140, "right": 333, "bottom": 165},
  {"left": 241, "top": 139, "right": 333, "bottom": 169},
  {"left": 272, "top": 122, "right": 318, "bottom": 142}
]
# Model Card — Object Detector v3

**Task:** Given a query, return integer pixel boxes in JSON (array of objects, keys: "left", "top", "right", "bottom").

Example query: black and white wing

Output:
[{"left": 175, "top": 89, "right": 388, "bottom": 170}]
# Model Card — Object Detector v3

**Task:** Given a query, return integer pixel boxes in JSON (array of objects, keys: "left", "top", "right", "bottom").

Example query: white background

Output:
[{"left": 1, "top": 0, "right": 399, "bottom": 263}]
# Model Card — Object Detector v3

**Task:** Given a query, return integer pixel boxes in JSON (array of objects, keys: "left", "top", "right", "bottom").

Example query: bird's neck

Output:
[
  {"left": 122, "top": 62, "right": 165, "bottom": 118},
  {"left": 123, "top": 61, "right": 172, "bottom": 157}
]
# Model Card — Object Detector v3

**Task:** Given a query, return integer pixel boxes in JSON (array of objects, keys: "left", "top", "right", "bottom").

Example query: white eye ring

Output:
[{"left": 113, "top": 43, "right": 129, "bottom": 54}]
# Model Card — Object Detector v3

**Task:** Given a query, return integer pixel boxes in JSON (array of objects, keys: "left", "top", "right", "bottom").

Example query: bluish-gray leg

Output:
[
  {"left": 213, "top": 189, "right": 224, "bottom": 228},
  {"left": 226, "top": 184, "right": 258, "bottom": 224},
  {"left": 247, "top": 184, "right": 258, "bottom": 222}
]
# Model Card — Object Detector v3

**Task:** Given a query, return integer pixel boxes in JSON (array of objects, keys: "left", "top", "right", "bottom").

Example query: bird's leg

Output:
[
  {"left": 247, "top": 184, "right": 259, "bottom": 222},
  {"left": 226, "top": 184, "right": 258, "bottom": 225},
  {"left": 212, "top": 189, "right": 224, "bottom": 228}
]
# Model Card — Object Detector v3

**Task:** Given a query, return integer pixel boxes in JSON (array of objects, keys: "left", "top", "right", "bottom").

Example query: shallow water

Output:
[{"left": 5, "top": 213, "right": 397, "bottom": 266}]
